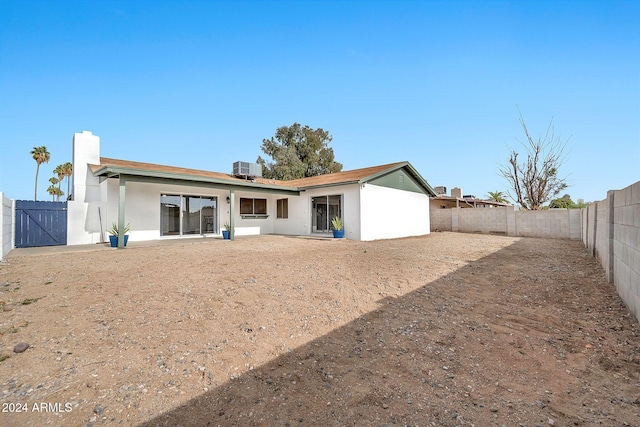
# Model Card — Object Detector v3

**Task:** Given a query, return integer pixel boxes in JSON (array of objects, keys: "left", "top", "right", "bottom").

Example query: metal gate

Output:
[{"left": 15, "top": 200, "right": 67, "bottom": 248}]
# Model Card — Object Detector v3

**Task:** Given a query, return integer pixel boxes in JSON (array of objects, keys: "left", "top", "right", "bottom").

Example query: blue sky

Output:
[{"left": 1, "top": 0, "right": 638, "bottom": 203}]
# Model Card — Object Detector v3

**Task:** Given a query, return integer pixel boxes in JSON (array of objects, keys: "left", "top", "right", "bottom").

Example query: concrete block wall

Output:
[
  {"left": 569, "top": 209, "right": 581, "bottom": 240},
  {"left": 583, "top": 180, "right": 639, "bottom": 322},
  {"left": 430, "top": 208, "right": 453, "bottom": 231},
  {"left": 613, "top": 182, "right": 639, "bottom": 320},
  {"left": 429, "top": 180, "right": 639, "bottom": 322},
  {"left": 1, "top": 192, "right": 13, "bottom": 261},
  {"left": 582, "top": 204, "right": 591, "bottom": 247},
  {"left": 579, "top": 197, "right": 611, "bottom": 279},
  {"left": 458, "top": 206, "right": 508, "bottom": 234},
  {"left": 430, "top": 206, "right": 581, "bottom": 240},
  {"left": 595, "top": 198, "right": 611, "bottom": 276},
  {"left": 515, "top": 209, "right": 575, "bottom": 239}
]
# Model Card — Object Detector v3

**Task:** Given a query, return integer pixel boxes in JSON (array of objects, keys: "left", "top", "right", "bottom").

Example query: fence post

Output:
[
  {"left": 11, "top": 199, "right": 15, "bottom": 252},
  {"left": 451, "top": 207, "right": 459, "bottom": 232},
  {"left": 608, "top": 190, "right": 615, "bottom": 283},
  {"left": 592, "top": 202, "right": 597, "bottom": 257},
  {"left": 505, "top": 207, "right": 514, "bottom": 236}
]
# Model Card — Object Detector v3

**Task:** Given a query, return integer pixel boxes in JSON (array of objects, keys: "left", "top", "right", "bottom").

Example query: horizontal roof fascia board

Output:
[{"left": 298, "top": 180, "right": 361, "bottom": 191}]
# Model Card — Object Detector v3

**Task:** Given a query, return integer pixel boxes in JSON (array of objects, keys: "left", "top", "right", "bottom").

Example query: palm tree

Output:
[
  {"left": 48, "top": 177, "right": 63, "bottom": 201},
  {"left": 47, "top": 183, "right": 57, "bottom": 201},
  {"left": 62, "top": 162, "right": 73, "bottom": 200},
  {"left": 31, "top": 146, "right": 51, "bottom": 200},
  {"left": 53, "top": 164, "right": 65, "bottom": 194},
  {"left": 486, "top": 191, "right": 509, "bottom": 204}
]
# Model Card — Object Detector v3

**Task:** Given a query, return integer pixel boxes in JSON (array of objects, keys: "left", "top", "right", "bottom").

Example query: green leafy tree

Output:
[
  {"left": 257, "top": 123, "right": 342, "bottom": 180},
  {"left": 549, "top": 193, "right": 583, "bottom": 209},
  {"left": 31, "top": 146, "right": 51, "bottom": 200},
  {"left": 486, "top": 191, "right": 509, "bottom": 204},
  {"left": 499, "top": 111, "right": 569, "bottom": 210}
]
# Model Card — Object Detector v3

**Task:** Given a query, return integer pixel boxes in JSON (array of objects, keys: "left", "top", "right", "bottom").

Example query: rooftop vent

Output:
[
  {"left": 233, "top": 161, "right": 262, "bottom": 179},
  {"left": 434, "top": 186, "right": 447, "bottom": 195}
]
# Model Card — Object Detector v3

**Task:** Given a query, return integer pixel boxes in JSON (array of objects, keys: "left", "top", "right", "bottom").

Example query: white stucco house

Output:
[{"left": 68, "top": 131, "right": 436, "bottom": 246}]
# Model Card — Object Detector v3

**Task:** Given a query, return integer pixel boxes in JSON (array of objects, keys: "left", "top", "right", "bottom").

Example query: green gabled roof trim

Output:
[
  {"left": 360, "top": 162, "right": 437, "bottom": 196},
  {"left": 368, "top": 169, "right": 425, "bottom": 194}
]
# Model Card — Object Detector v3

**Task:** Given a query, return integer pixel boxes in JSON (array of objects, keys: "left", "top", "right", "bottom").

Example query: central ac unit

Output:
[{"left": 233, "top": 161, "right": 262, "bottom": 178}]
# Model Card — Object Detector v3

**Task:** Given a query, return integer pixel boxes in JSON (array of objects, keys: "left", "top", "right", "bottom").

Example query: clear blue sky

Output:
[{"left": 1, "top": 0, "right": 638, "bottom": 203}]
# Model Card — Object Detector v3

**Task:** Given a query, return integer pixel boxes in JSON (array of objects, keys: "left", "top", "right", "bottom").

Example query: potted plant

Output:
[
  {"left": 108, "top": 222, "right": 131, "bottom": 247},
  {"left": 331, "top": 216, "right": 344, "bottom": 238},
  {"left": 222, "top": 222, "right": 231, "bottom": 240}
]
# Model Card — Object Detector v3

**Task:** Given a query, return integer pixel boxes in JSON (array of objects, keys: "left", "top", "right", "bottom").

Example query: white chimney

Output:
[{"left": 72, "top": 130, "right": 101, "bottom": 202}]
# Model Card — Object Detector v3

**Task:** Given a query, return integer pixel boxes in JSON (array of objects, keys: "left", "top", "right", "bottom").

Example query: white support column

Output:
[
  {"left": 118, "top": 176, "right": 126, "bottom": 249},
  {"left": 229, "top": 189, "right": 235, "bottom": 241}
]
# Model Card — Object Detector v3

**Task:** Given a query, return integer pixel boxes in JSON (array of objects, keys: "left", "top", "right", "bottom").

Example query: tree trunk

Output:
[{"left": 34, "top": 164, "right": 40, "bottom": 201}]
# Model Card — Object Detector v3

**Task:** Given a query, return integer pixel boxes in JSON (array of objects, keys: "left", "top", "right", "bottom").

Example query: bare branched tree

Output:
[{"left": 500, "top": 111, "right": 570, "bottom": 210}]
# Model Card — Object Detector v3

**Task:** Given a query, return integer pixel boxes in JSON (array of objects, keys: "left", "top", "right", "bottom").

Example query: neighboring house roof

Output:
[
  {"left": 431, "top": 195, "right": 509, "bottom": 208},
  {"left": 90, "top": 158, "right": 436, "bottom": 196}
]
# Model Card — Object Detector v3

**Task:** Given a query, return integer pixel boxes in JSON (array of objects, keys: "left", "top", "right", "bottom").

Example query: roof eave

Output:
[
  {"left": 297, "top": 180, "right": 361, "bottom": 191},
  {"left": 92, "top": 165, "right": 300, "bottom": 193}
]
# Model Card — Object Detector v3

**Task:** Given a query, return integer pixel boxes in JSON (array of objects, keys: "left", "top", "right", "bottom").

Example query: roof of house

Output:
[
  {"left": 89, "top": 157, "right": 436, "bottom": 196},
  {"left": 431, "top": 195, "right": 510, "bottom": 208},
  {"left": 281, "top": 161, "right": 436, "bottom": 195}
]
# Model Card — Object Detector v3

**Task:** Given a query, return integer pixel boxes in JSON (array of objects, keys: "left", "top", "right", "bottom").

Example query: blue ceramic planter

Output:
[
  {"left": 332, "top": 230, "right": 344, "bottom": 238},
  {"left": 109, "top": 235, "right": 129, "bottom": 247}
]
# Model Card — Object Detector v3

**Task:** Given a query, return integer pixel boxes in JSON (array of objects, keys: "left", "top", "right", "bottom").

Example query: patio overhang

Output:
[
  {"left": 91, "top": 165, "right": 300, "bottom": 196},
  {"left": 92, "top": 165, "right": 299, "bottom": 247}
]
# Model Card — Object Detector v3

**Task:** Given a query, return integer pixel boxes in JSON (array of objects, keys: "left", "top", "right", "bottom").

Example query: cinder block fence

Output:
[
  {"left": 431, "top": 180, "right": 640, "bottom": 322},
  {"left": 1, "top": 192, "right": 12, "bottom": 262},
  {"left": 431, "top": 205, "right": 581, "bottom": 240},
  {"left": 582, "top": 181, "right": 640, "bottom": 322}
]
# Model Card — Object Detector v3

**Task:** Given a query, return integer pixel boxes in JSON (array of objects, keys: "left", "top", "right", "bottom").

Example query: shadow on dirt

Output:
[{"left": 140, "top": 238, "right": 639, "bottom": 427}]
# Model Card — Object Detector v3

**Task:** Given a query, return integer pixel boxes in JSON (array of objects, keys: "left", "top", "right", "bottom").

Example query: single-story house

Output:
[{"left": 68, "top": 131, "right": 437, "bottom": 246}]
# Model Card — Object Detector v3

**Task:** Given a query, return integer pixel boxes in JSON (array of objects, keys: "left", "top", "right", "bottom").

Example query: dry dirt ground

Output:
[{"left": 0, "top": 232, "right": 638, "bottom": 427}]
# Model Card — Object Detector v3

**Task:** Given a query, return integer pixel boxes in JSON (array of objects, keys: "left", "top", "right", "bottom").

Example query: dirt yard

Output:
[{"left": 0, "top": 232, "right": 638, "bottom": 426}]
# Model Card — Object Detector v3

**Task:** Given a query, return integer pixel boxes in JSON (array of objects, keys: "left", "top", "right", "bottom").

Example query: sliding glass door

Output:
[
  {"left": 161, "top": 195, "right": 217, "bottom": 236},
  {"left": 200, "top": 198, "right": 216, "bottom": 234},
  {"left": 161, "top": 195, "right": 181, "bottom": 235},
  {"left": 311, "top": 195, "right": 342, "bottom": 234}
]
